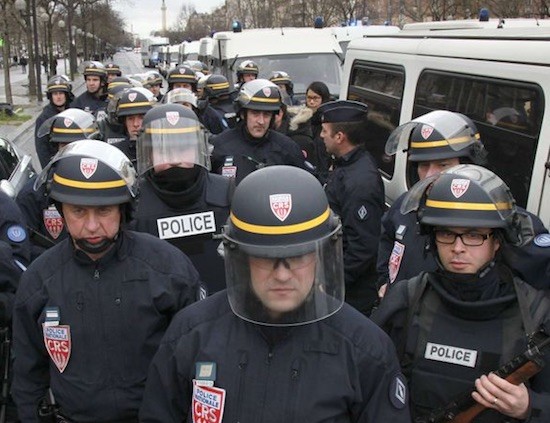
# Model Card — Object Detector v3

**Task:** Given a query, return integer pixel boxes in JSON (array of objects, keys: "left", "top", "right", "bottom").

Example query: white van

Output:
[
  {"left": 209, "top": 27, "right": 344, "bottom": 102},
  {"left": 341, "top": 26, "right": 550, "bottom": 226}
]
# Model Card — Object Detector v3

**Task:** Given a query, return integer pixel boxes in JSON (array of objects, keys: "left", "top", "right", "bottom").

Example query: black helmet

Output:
[
  {"left": 38, "top": 108, "right": 97, "bottom": 144},
  {"left": 35, "top": 140, "right": 138, "bottom": 208},
  {"left": 236, "top": 60, "right": 259, "bottom": 81},
  {"left": 137, "top": 104, "right": 210, "bottom": 175},
  {"left": 107, "top": 77, "right": 133, "bottom": 100},
  {"left": 143, "top": 71, "right": 163, "bottom": 89},
  {"left": 46, "top": 75, "right": 74, "bottom": 103},
  {"left": 269, "top": 71, "right": 294, "bottom": 95},
  {"left": 223, "top": 165, "right": 344, "bottom": 326},
  {"left": 82, "top": 61, "right": 108, "bottom": 81},
  {"left": 204, "top": 74, "right": 231, "bottom": 99},
  {"left": 385, "top": 110, "right": 487, "bottom": 164},
  {"left": 105, "top": 63, "right": 122, "bottom": 76},
  {"left": 401, "top": 164, "right": 533, "bottom": 246},
  {"left": 115, "top": 87, "right": 155, "bottom": 120},
  {"left": 235, "top": 79, "right": 282, "bottom": 113},
  {"left": 167, "top": 66, "right": 197, "bottom": 90}
]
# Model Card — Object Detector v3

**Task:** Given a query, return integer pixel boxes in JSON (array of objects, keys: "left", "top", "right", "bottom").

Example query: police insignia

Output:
[
  {"left": 43, "top": 205, "right": 64, "bottom": 239},
  {"left": 63, "top": 118, "right": 73, "bottom": 128},
  {"left": 450, "top": 178, "right": 470, "bottom": 198},
  {"left": 80, "top": 158, "right": 98, "bottom": 179},
  {"left": 166, "top": 111, "right": 180, "bottom": 126},
  {"left": 192, "top": 381, "right": 226, "bottom": 423},
  {"left": 7, "top": 225, "right": 26, "bottom": 243},
  {"left": 128, "top": 92, "right": 137, "bottom": 102},
  {"left": 388, "top": 241, "right": 405, "bottom": 284},
  {"left": 389, "top": 374, "right": 407, "bottom": 409},
  {"left": 43, "top": 325, "right": 71, "bottom": 373},
  {"left": 357, "top": 205, "right": 368, "bottom": 220},
  {"left": 420, "top": 124, "right": 434, "bottom": 139},
  {"left": 269, "top": 193, "right": 292, "bottom": 222},
  {"left": 534, "top": 233, "right": 550, "bottom": 247},
  {"left": 262, "top": 87, "right": 272, "bottom": 97}
]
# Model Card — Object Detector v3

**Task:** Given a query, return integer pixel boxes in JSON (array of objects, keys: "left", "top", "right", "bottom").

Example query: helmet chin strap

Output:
[{"left": 74, "top": 233, "right": 118, "bottom": 255}]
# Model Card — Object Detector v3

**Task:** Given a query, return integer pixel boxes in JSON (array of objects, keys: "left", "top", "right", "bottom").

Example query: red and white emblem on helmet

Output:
[
  {"left": 179, "top": 68, "right": 186, "bottom": 74},
  {"left": 128, "top": 92, "right": 137, "bottom": 102},
  {"left": 420, "top": 124, "right": 434, "bottom": 140},
  {"left": 450, "top": 178, "right": 470, "bottom": 199},
  {"left": 43, "top": 325, "right": 71, "bottom": 373},
  {"left": 166, "top": 111, "right": 180, "bottom": 126},
  {"left": 262, "top": 87, "right": 272, "bottom": 98},
  {"left": 64, "top": 118, "right": 73, "bottom": 128},
  {"left": 80, "top": 158, "right": 98, "bottom": 179},
  {"left": 269, "top": 193, "right": 292, "bottom": 222},
  {"left": 43, "top": 205, "right": 64, "bottom": 239}
]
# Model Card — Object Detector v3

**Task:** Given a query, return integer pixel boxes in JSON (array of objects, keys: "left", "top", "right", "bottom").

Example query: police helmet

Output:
[
  {"left": 115, "top": 87, "right": 156, "bottom": 120},
  {"left": 167, "top": 66, "right": 197, "bottom": 90},
  {"left": 82, "top": 61, "right": 108, "bottom": 82},
  {"left": 235, "top": 79, "right": 282, "bottom": 113},
  {"left": 385, "top": 110, "right": 487, "bottom": 164},
  {"left": 35, "top": 140, "right": 138, "bottom": 210},
  {"left": 46, "top": 75, "right": 74, "bottom": 103},
  {"left": 223, "top": 165, "right": 344, "bottom": 326},
  {"left": 143, "top": 71, "right": 164, "bottom": 89},
  {"left": 164, "top": 88, "right": 198, "bottom": 108},
  {"left": 137, "top": 104, "right": 210, "bottom": 175},
  {"left": 269, "top": 71, "right": 294, "bottom": 95},
  {"left": 236, "top": 60, "right": 259, "bottom": 81},
  {"left": 204, "top": 74, "right": 231, "bottom": 99},
  {"left": 107, "top": 77, "right": 133, "bottom": 100},
  {"left": 105, "top": 63, "right": 122, "bottom": 76},
  {"left": 38, "top": 108, "right": 97, "bottom": 144},
  {"left": 401, "top": 164, "right": 533, "bottom": 246}
]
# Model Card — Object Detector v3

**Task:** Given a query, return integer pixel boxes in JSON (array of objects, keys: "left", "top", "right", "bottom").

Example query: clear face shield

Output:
[
  {"left": 34, "top": 139, "right": 138, "bottom": 197},
  {"left": 137, "top": 116, "right": 211, "bottom": 175},
  {"left": 385, "top": 110, "right": 479, "bottom": 157},
  {"left": 223, "top": 225, "right": 345, "bottom": 326},
  {"left": 37, "top": 108, "right": 97, "bottom": 139}
]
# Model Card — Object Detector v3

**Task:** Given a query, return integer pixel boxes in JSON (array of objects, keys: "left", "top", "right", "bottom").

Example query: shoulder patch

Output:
[
  {"left": 7, "top": 225, "right": 26, "bottom": 243},
  {"left": 389, "top": 373, "right": 408, "bottom": 409},
  {"left": 357, "top": 205, "right": 368, "bottom": 220},
  {"left": 533, "top": 233, "right": 550, "bottom": 247}
]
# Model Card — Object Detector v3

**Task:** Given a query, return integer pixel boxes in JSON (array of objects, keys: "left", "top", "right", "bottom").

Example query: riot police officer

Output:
[
  {"left": 139, "top": 165, "right": 411, "bottom": 423},
  {"left": 210, "top": 79, "right": 308, "bottom": 185},
  {"left": 203, "top": 74, "right": 237, "bottom": 128},
  {"left": 372, "top": 165, "right": 550, "bottom": 422},
  {"left": 143, "top": 71, "right": 164, "bottom": 102},
  {"left": 95, "top": 77, "right": 135, "bottom": 145},
  {"left": 105, "top": 62, "right": 122, "bottom": 83},
  {"left": 318, "top": 100, "right": 385, "bottom": 315},
  {"left": 131, "top": 104, "right": 232, "bottom": 293},
  {"left": 269, "top": 70, "right": 297, "bottom": 105},
  {"left": 377, "top": 110, "right": 550, "bottom": 292},
  {"left": 35, "top": 75, "right": 74, "bottom": 168},
  {"left": 235, "top": 59, "right": 259, "bottom": 88},
  {"left": 166, "top": 66, "right": 197, "bottom": 92},
  {"left": 71, "top": 61, "right": 109, "bottom": 117},
  {"left": 17, "top": 109, "right": 97, "bottom": 259},
  {"left": 12, "top": 140, "right": 201, "bottom": 422}
]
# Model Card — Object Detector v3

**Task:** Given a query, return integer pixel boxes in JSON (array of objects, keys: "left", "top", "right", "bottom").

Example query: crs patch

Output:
[
  {"left": 166, "top": 111, "right": 180, "bottom": 125},
  {"left": 80, "top": 158, "right": 98, "bottom": 179},
  {"left": 43, "top": 325, "right": 71, "bottom": 373},
  {"left": 388, "top": 241, "right": 405, "bottom": 284},
  {"left": 450, "top": 179, "right": 470, "bottom": 199},
  {"left": 43, "top": 205, "right": 64, "bottom": 240},
  {"left": 128, "top": 92, "right": 137, "bottom": 102},
  {"left": 7, "top": 225, "right": 26, "bottom": 243},
  {"left": 420, "top": 124, "right": 434, "bottom": 140},
  {"left": 269, "top": 193, "right": 292, "bottom": 222},
  {"left": 389, "top": 373, "right": 407, "bottom": 409},
  {"left": 192, "top": 380, "right": 226, "bottom": 423}
]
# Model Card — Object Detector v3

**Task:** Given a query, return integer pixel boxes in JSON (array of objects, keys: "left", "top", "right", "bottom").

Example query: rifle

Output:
[
  {"left": 0, "top": 328, "right": 10, "bottom": 423},
  {"left": 417, "top": 329, "right": 550, "bottom": 423}
]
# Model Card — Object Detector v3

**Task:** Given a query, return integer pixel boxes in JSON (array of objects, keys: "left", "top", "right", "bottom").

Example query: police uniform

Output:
[
  {"left": 211, "top": 124, "right": 307, "bottom": 185},
  {"left": 71, "top": 90, "right": 108, "bottom": 118},
  {"left": 319, "top": 102, "right": 385, "bottom": 315},
  {"left": 35, "top": 103, "right": 63, "bottom": 169},
  {"left": 131, "top": 170, "right": 231, "bottom": 293},
  {"left": 139, "top": 292, "right": 411, "bottom": 423},
  {"left": 12, "top": 231, "right": 201, "bottom": 422}
]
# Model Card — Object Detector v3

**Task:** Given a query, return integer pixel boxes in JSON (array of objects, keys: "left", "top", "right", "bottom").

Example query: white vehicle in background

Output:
[
  {"left": 178, "top": 40, "right": 201, "bottom": 65},
  {"left": 140, "top": 36, "right": 169, "bottom": 68},
  {"left": 199, "top": 37, "right": 214, "bottom": 69},
  {"left": 209, "top": 26, "right": 344, "bottom": 103},
  {"left": 157, "top": 44, "right": 180, "bottom": 77},
  {"left": 329, "top": 24, "right": 400, "bottom": 54}
]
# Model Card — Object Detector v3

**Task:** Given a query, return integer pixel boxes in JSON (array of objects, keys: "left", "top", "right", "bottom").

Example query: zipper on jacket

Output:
[{"left": 235, "top": 351, "right": 248, "bottom": 422}]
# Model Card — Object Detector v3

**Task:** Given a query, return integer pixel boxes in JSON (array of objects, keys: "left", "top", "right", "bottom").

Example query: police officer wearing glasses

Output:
[{"left": 372, "top": 164, "right": 550, "bottom": 422}]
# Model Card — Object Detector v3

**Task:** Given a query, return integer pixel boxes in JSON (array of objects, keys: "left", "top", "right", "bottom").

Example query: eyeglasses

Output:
[
  {"left": 434, "top": 230, "right": 493, "bottom": 246},
  {"left": 250, "top": 254, "right": 315, "bottom": 271}
]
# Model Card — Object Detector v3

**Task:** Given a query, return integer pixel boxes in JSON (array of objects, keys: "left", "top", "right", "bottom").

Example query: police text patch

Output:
[
  {"left": 424, "top": 342, "right": 477, "bottom": 368},
  {"left": 157, "top": 211, "right": 216, "bottom": 240}
]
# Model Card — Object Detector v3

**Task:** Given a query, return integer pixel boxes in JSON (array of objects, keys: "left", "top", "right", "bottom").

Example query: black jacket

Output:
[{"left": 35, "top": 103, "right": 64, "bottom": 169}]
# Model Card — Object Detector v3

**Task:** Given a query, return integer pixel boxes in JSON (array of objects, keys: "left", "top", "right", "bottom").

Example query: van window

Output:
[
  {"left": 347, "top": 62, "right": 405, "bottom": 178},
  {"left": 414, "top": 71, "right": 544, "bottom": 208}
]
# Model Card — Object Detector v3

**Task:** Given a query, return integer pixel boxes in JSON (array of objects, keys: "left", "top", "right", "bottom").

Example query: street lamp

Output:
[
  {"left": 58, "top": 20, "right": 67, "bottom": 75},
  {"left": 14, "top": 0, "right": 43, "bottom": 102}
]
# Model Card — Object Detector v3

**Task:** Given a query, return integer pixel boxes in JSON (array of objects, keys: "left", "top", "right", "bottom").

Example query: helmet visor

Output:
[
  {"left": 34, "top": 140, "right": 138, "bottom": 197},
  {"left": 224, "top": 226, "right": 344, "bottom": 326},
  {"left": 37, "top": 109, "right": 96, "bottom": 139},
  {"left": 137, "top": 116, "right": 210, "bottom": 175}
]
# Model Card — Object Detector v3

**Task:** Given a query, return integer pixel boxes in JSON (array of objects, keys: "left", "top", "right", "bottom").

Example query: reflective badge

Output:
[
  {"left": 7, "top": 225, "right": 26, "bottom": 243},
  {"left": 43, "top": 325, "right": 71, "bottom": 373},
  {"left": 221, "top": 166, "right": 237, "bottom": 178},
  {"left": 269, "top": 193, "right": 292, "bottom": 222},
  {"left": 450, "top": 179, "right": 470, "bottom": 199},
  {"left": 43, "top": 205, "right": 64, "bottom": 240},
  {"left": 424, "top": 342, "right": 478, "bottom": 368},
  {"left": 156, "top": 211, "right": 217, "bottom": 240},
  {"left": 195, "top": 362, "right": 217, "bottom": 386},
  {"left": 395, "top": 224, "right": 407, "bottom": 241},
  {"left": 44, "top": 306, "right": 60, "bottom": 327},
  {"left": 388, "top": 241, "right": 405, "bottom": 284},
  {"left": 262, "top": 87, "right": 272, "bottom": 97},
  {"left": 192, "top": 380, "right": 226, "bottom": 423},
  {"left": 534, "top": 233, "right": 550, "bottom": 247},
  {"left": 80, "top": 158, "right": 98, "bottom": 179},
  {"left": 389, "top": 374, "right": 407, "bottom": 409},
  {"left": 357, "top": 205, "right": 368, "bottom": 220},
  {"left": 128, "top": 92, "right": 137, "bottom": 102},
  {"left": 166, "top": 111, "right": 180, "bottom": 126},
  {"left": 63, "top": 118, "right": 73, "bottom": 128},
  {"left": 420, "top": 125, "right": 434, "bottom": 139}
]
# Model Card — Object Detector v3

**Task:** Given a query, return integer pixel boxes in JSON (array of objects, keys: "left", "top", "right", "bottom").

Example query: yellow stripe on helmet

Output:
[
  {"left": 250, "top": 96, "right": 280, "bottom": 103},
  {"left": 425, "top": 199, "right": 512, "bottom": 211},
  {"left": 53, "top": 173, "right": 125, "bottom": 189},
  {"left": 410, "top": 133, "right": 481, "bottom": 148},
  {"left": 145, "top": 126, "right": 201, "bottom": 134}
]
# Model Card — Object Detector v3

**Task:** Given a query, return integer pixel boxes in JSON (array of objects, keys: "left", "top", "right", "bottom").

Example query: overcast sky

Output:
[{"left": 112, "top": 0, "right": 225, "bottom": 38}]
